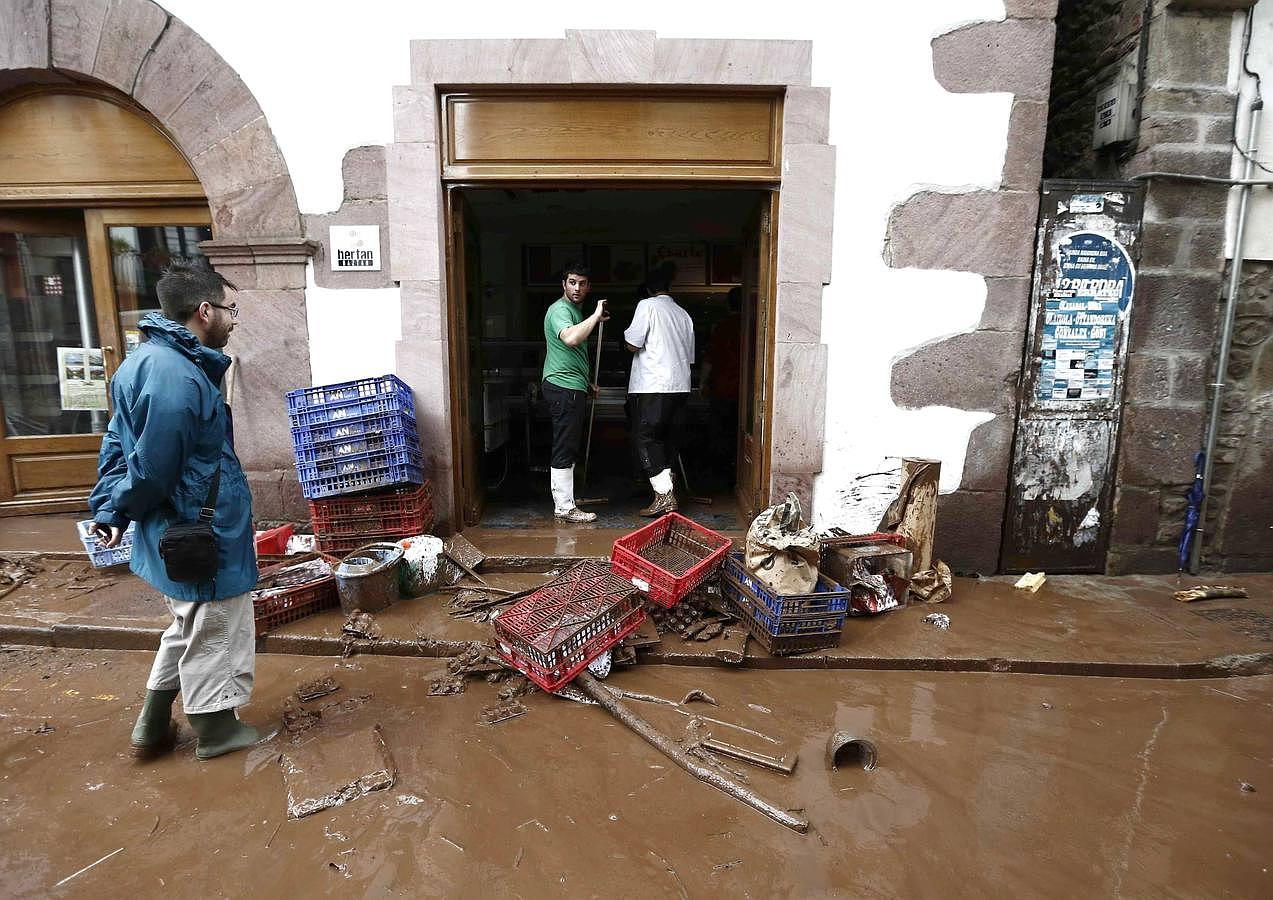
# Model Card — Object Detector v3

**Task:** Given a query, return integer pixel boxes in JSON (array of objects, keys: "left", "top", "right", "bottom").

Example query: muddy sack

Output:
[{"left": 745, "top": 492, "right": 821, "bottom": 595}]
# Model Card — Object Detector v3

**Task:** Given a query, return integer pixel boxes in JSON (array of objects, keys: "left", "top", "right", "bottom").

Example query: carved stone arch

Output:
[{"left": 0, "top": 0, "right": 316, "bottom": 520}]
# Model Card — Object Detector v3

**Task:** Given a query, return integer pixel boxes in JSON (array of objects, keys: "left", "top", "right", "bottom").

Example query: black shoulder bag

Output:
[{"left": 158, "top": 467, "right": 221, "bottom": 583}]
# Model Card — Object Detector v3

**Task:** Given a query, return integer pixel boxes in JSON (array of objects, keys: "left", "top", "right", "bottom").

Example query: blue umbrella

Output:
[{"left": 1178, "top": 451, "right": 1205, "bottom": 571}]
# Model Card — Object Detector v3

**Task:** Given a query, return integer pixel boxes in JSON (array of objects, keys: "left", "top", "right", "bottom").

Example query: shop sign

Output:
[{"left": 330, "top": 226, "right": 381, "bottom": 271}]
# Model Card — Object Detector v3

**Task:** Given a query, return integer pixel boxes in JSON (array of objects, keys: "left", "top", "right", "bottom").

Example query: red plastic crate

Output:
[
  {"left": 252, "top": 553, "right": 340, "bottom": 634},
  {"left": 610, "top": 512, "right": 732, "bottom": 608},
  {"left": 308, "top": 483, "right": 432, "bottom": 534},
  {"left": 313, "top": 512, "right": 434, "bottom": 556},
  {"left": 493, "top": 561, "right": 646, "bottom": 693}
]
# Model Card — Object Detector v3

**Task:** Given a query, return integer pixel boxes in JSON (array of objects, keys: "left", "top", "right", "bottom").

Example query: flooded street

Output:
[{"left": 1, "top": 647, "right": 1269, "bottom": 897}]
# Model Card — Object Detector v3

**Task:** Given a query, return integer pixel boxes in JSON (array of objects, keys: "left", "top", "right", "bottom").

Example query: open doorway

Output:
[{"left": 445, "top": 186, "right": 776, "bottom": 530}]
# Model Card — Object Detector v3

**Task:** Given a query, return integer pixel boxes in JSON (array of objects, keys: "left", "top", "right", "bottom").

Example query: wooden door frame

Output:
[{"left": 442, "top": 180, "right": 779, "bottom": 528}]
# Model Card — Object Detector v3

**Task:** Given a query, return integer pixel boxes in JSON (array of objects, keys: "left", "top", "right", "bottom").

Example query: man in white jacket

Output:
[{"left": 624, "top": 262, "right": 695, "bottom": 516}]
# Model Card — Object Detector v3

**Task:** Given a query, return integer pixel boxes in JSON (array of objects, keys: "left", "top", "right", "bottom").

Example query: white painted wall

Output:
[
  {"left": 1229, "top": 2, "right": 1273, "bottom": 261},
  {"left": 161, "top": 0, "right": 1016, "bottom": 525}
]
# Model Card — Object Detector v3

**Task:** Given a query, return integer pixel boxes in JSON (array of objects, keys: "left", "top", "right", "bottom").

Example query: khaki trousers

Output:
[{"left": 145, "top": 592, "right": 255, "bottom": 714}]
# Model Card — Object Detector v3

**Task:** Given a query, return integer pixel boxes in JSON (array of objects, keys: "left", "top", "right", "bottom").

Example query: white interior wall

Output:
[
  {"left": 162, "top": 0, "right": 1014, "bottom": 522},
  {"left": 1229, "top": 3, "right": 1273, "bottom": 261}
]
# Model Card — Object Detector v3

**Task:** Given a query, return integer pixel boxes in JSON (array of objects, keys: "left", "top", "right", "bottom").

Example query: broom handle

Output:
[{"left": 581, "top": 317, "right": 605, "bottom": 487}]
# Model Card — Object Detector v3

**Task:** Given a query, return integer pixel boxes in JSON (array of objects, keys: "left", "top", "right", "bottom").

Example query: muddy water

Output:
[{"left": 1, "top": 647, "right": 1270, "bottom": 897}]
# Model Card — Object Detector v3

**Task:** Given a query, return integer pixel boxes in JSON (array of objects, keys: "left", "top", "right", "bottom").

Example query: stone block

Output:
[
  {"left": 395, "top": 337, "right": 453, "bottom": 479},
  {"left": 341, "top": 146, "right": 386, "bottom": 202},
  {"left": 1167, "top": 0, "right": 1257, "bottom": 9},
  {"left": 1147, "top": 9, "right": 1233, "bottom": 87},
  {"left": 306, "top": 201, "right": 393, "bottom": 290},
  {"left": 776, "top": 144, "right": 835, "bottom": 285},
  {"left": 1147, "top": 147, "right": 1233, "bottom": 180},
  {"left": 166, "top": 70, "right": 263, "bottom": 160},
  {"left": 979, "top": 276, "right": 1032, "bottom": 332},
  {"left": 769, "top": 343, "right": 826, "bottom": 472},
  {"left": 934, "top": 490, "right": 1005, "bottom": 575},
  {"left": 1124, "top": 352, "right": 1172, "bottom": 403},
  {"left": 410, "top": 38, "right": 569, "bottom": 84},
  {"left": 1203, "top": 116, "right": 1236, "bottom": 144},
  {"left": 1140, "top": 86, "right": 1235, "bottom": 117},
  {"left": 51, "top": 0, "right": 108, "bottom": 72},
  {"left": 774, "top": 282, "right": 822, "bottom": 343},
  {"left": 1217, "top": 399, "right": 1273, "bottom": 561},
  {"left": 1140, "top": 114, "right": 1201, "bottom": 145},
  {"left": 280, "top": 476, "right": 308, "bottom": 524},
  {"left": 769, "top": 472, "right": 814, "bottom": 513},
  {"left": 1130, "top": 272, "right": 1222, "bottom": 352},
  {"left": 1109, "top": 484, "right": 1162, "bottom": 546},
  {"left": 192, "top": 116, "right": 290, "bottom": 198},
  {"left": 1170, "top": 352, "right": 1208, "bottom": 402},
  {"left": 1117, "top": 405, "right": 1206, "bottom": 485},
  {"left": 931, "top": 20, "right": 1055, "bottom": 100},
  {"left": 132, "top": 16, "right": 219, "bottom": 121},
  {"left": 387, "top": 142, "right": 441, "bottom": 283},
  {"left": 400, "top": 280, "right": 444, "bottom": 343},
  {"left": 209, "top": 174, "right": 303, "bottom": 241},
  {"left": 653, "top": 39, "right": 812, "bottom": 86},
  {"left": 1001, "top": 99, "right": 1048, "bottom": 190},
  {"left": 0, "top": 0, "right": 50, "bottom": 69},
  {"left": 782, "top": 87, "right": 830, "bottom": 144},
  {"left": 392, "top": 85, "right": 435, "bottom": 144},
  {"left": 1231, "top": 316, "right": 1273, "bottom": 347},
  {"left": 1227, "top": 347, "right": 1253, "bottom": 379},
  {"left": 1105, "top": 546, "right": 1178, "bottom": 575},
  {"left": 1139, "top": 223, "right": 1184, "bottom": 269},
  {"left": 91, "top": 0, "right": 167, "bottom": 93},
  {"left": 1187, "top": 221, "right": 1225, "bottom": 269},
  {"left": 1143, "top": 180, "right": 1229, "bottom": 221},
  {"left": 245, "top": 470, "right": 284, "bottom": 522},
  {"left": 891, "top": 330, "right": 1024, "bottom": 413},
  {"left": 959, "top": 414, "right": 1015, "bottom": 492},
  {"left": 1004, "top": 0, "right": 1059, "bottom": 17},
  {"left": 885, "top": 190, "right": 1038, "bottom": 277},
  {"left": 566, "top": 30, "right": 655, "bottom": 82},
  {"left": 230, "top": 290, "right": 312, "bottom": 471}
]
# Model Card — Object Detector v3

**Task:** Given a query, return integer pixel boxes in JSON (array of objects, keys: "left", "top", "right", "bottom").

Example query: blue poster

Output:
[{"left": 1037, "top": 232, "right": 1135, "bottom": 402}]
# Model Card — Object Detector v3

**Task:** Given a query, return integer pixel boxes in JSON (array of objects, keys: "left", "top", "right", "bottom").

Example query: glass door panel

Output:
[{"left": 108, "top": 224, "right": 213, "bottom": 354}]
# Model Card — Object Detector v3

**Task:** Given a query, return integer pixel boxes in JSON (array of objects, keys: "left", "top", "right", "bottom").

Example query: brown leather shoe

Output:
[
  {"left": 555, "top": 507, "right": 597, "bottom": 524},
  {"left": 638, "top": 491, "right": 678, "bottom": 517}
]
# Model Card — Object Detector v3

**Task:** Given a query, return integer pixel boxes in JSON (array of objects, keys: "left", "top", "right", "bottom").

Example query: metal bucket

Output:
[{"left": 334, "top": 542, "right": 404, "bottom": 615}]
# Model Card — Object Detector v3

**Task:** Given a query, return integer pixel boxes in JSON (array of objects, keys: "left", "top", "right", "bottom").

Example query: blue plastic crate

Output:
[
  {"left": 297, "top": 447, "right": 425, "bottom": 500},
  {"left": 722, "top": 553, "right": 850, "bottom": 620},
  {"left": 291, "top": 411, "right": 416, "bottom": 448},
  {"left": 721, "top": 575, "right": 847, "bottom": 637},
  {"left": 293, "top": 427, "right": 419, "bottom": 467},
  {"left": 76, "top": 519, "right": 136, "bottom": 569},
  {"left": 287, "top": 374, "right": 413, "bottom": 414},
  {"left": 297, "top": 444, "right": 422, "bottom": 482},
  {"left": 288, "top": 391, "right": 416, "bottom": 430}
]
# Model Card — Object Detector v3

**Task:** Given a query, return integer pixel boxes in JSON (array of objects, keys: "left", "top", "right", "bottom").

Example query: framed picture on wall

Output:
[
  {"left": 648, "top": 242, "right": 707, "bottom": 285},
  {"left": 588, "top": 243, "right": 646, "bottom": 284},
  {"left": 710, "top": 243, "right": 742, "bottom": 284},
  {"left": 525, "top": 243, "right": 586, "bottom": 286}
]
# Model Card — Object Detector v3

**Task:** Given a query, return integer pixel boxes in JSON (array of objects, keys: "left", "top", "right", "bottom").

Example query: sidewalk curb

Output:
[{"left": 5, "top": 622, "right": 1271, "bottom": 679}]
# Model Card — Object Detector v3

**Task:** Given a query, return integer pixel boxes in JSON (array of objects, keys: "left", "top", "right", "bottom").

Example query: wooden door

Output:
[
  {"left": 735, "top": 192, "right": 777, "bottom": 520},
  {"left": 446, "top": 188, "right": 485, "bottom": 526}
]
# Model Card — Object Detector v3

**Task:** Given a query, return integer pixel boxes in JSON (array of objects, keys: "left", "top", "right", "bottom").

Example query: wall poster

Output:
[{"left": 57, "top": 347, "right": 108, "bottom": 411}]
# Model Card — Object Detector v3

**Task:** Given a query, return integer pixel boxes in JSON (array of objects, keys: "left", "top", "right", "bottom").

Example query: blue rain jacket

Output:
[{"left": 89, "top": 313, "right": 257, "bottom": 601}]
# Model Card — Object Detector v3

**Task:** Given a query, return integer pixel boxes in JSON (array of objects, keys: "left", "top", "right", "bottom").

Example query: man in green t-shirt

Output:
[{"left": 542, "top": 261, "right": 608, "bottom": 523}]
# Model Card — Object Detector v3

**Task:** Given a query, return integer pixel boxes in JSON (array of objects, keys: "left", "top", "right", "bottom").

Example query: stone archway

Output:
[{"left": 1, "top": 0, "right": 314, "bottom": 519}]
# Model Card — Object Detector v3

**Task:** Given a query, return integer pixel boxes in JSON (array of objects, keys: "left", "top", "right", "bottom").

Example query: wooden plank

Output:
[{"left": 11, "top": 452, "right": 100, "bottom": 494}]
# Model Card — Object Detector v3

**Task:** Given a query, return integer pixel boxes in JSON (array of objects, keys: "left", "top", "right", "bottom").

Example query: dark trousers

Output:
[
  {"left": 543, "top": 380, "right": 587, "bottom": 468},
  {"left": 630, "top": 392, "right": 688, "bottom": 478}
]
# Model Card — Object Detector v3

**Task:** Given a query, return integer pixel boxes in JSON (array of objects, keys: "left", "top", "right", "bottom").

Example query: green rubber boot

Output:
[
  {"left": 187, "top": 709, "right": 262, "bottom": 760},
  {"left": 130, "top": 688, "right": 179, "bottom": 758}
]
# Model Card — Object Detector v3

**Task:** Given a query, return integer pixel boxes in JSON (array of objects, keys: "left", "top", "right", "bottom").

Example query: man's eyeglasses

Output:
[{"left": 207, "top": 302, "right": 240, "bottom": 319}]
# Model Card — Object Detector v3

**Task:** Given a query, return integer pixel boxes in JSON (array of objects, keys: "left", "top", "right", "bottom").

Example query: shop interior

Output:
[{"left": 454, "top": 187, "right": 768, "bottom": 529}]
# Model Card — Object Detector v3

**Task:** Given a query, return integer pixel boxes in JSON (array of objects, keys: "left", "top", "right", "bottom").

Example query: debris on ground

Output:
[
  {"left": 447, "top": 586, "right": 525, "bottom": 622},
  {"left": 1014, "top": 572, "right": 1047, "bottom": 593},
  {"left": 443, "top": 534, "right": 488, "bottom": 586},
  {"left": 429, "top": 642, "right": 504, "bottom": 696},
  {"left": 611, "top": 645, "right": 638, "bottom": 666},
  {"left": 684, "top": 718, "right": 750, "bottom": 783},
  {"left": 648, "top": 591, "right": 712, "bottom": 635},
  {"left": 297, "top": 676, "right": 340, "bottom": 702},
  {"left": 479, "top": 699, "right": 528, "bottom": 726},
  {"left": 681, "top": 689, "right": 717, "bottom": 706},
  {"left": 340, "top": 610, "right": 383, "bottom": 656},
  {"left": 715, "top": 628, "right": 748, "bottom": 665},
  {"left": 700, "top": 737, "right": 796, "bottom": 775},
  {"left": 428, "top": 676, "right": 466, "bottom": 696},
  {"left": 0, "top": 554, "right": 43, "bottom": 592},
  {"left": 910, "top": 561, "right": 953, "bottom": 604},
  {"left": 826, "top": 731, "right": 878, "bottom": 771},
  {"left": 1240, "top": 781, "right": 1256, "bottom": 793},
  {"left": 1174, "top": 585, "right": 1249, "bottom": 603},
  {"left": 694, "top": 621, "right": 725, "bottom": 641},
  {"left": 33, "top": 720, "right": 54, "bottom": 735},
  {"left": 283, "top": 691, "right": 372, "bottom": 735},
  {"left": 586, "top": 650, "right": 612, "bottom": 679},
  {"left": 497, "top": 675, "right": 535, "bottom": 701},
  {"left": 280, "top": 724, "right": 397, "bottom": 820},
  {"left": 922, "top": 612, "right": 950, "bottom": 630}
]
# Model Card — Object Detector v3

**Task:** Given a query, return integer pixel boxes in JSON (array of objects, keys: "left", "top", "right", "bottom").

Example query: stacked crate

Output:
[{"left": 287, "top": 375, "right": 432, "bottom": 554}]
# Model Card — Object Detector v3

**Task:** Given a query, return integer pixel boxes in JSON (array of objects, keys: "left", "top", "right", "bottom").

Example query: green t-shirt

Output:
[{"left": 542, "top": 297, "right": 591, "bottom": 391}]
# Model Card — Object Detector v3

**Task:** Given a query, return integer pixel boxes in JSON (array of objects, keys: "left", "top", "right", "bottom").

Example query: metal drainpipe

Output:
[{"left": 1189, "top": 99, "right": 1263, "bottom": 573}]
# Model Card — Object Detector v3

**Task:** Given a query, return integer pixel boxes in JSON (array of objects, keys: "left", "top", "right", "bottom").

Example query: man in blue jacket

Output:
[{"left": 90, "top": 261, "right": 263, "bottom": 760}]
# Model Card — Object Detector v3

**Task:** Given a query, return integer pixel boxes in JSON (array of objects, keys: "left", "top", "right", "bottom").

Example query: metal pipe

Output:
[
  {"left": 1190, "top": 101, "right": 1263, "bottom": 573},
  {"left": 1130, "top": 172, "right": 1273, "bottom": 186},
  {"left": 70, "top": 238, "right": 105, "bottom": 431}
]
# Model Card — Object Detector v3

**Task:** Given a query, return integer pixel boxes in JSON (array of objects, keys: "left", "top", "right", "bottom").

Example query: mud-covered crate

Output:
[
  {"left": 293, "top": 427, "right": 419, "bottom": 467},
  {"left": 314, "top": 515, "right": 435, "bottom": 556},
  {"left": 493, "top": 561, "right": 646, "bottom": 693},
  {"left": 75, "top": 519, "right": 136, "bottom": 568},
  {"left": 309, "top": 483, "right": 433, "bottom": 537},
  {"left": 820, "top": 531, "right": 913, "bottom": 616},
  {"left": 252, "top": 554, "right": 340, "bottom": 633},
  {"left": 610, "top": 512, "right": 732, "bottom": 608},
  {"left": 291, "top": 412, "right": 417, "bottom": 449},
  {"left": 722, "top": 553, "right": 850, "bottom": 621},
  {"left": 722, "top": 571, "right": 845, "bottom": 656}
]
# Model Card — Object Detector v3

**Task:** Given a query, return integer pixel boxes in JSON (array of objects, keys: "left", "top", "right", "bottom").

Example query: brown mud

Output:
[{"left": 1, "top": 646, "right": 1270, "bottom": 897}]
